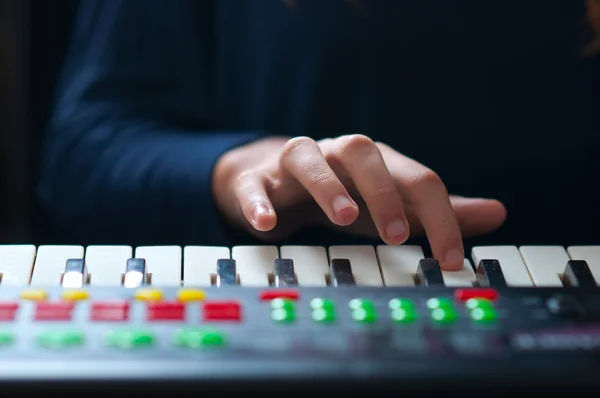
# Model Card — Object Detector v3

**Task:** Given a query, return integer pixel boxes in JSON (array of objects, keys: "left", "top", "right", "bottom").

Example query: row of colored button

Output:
[
  {"left": 270, "top": 297, "right": 498, "bottom": 324},
  {"left": 0, "top": 328, "right": 226, "bottom": 350},
  {"left": 0, "top": 300, "right": 242, "bottom": 322},
  {"left": 18, "top": 288, "right": 302, "bottom": 302}
]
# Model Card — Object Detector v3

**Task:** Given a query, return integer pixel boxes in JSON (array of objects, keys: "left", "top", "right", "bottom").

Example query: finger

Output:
[
  {"left": 328, "top": 134, "right": 410, "bottom": 245},
  {"left": 388, "top": 157, "right": 464, "bottom": 270},
  {"left": 232, "top": 171, "right": 277, "bottom": 232},
  {"left": 449, "top": 196, "right": 507, "bottom": 237},
  {"left": 404, "top": 196, "right": 507, "bottom": 237},
  {"left": 279, "top": 137, "right": 359, "bottom": 226}
]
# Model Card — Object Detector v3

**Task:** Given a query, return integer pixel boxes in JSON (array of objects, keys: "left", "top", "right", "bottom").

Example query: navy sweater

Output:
[{"left": 37, "top": 0, "right": 600, "bottom": 249}]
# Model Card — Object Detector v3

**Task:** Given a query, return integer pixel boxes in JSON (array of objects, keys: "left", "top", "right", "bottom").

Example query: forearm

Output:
[{"left": 38, "top": 117, "right": 265, "bottom": 245}]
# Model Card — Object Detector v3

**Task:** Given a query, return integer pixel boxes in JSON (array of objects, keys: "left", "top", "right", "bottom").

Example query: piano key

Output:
[
  {"left": 476, "top": 259, "right": 507, "bottom": 288},
  {"left": 563, "top": 260, "right": 596, "bottom": 288},
  {"left": 123, "top": 258, "right": 146, "bottom": 288},
  {"left": 216, "top": 259, "right": 238, "bottom": 286},
  {"left": 471, "top": 246, "right": 533, "bottom": 286},
  {"left": 566, "top": 246, "right": 600, "bottom": 285},
  {"left": 273, "top": 259, "right": 298, "bottom": 287},
  {"left": 30, "top": 245, "right": 85, "bottom": 286},
  {"left": 0, "top": 245, "right": 36, "bottom": 285},
  {"left": 279, "top": 246, "right": 329, "bottom": 286},
  {"left": 519, "top": 246, "right": 570, "bottom": 287},
  {"left": 134, "top": 246, "right": 182, "bottom": 286},
  {"left": 416, "top": 258, "right": 445, "bottom": 286},
  {"left": 328, "top": 246, "right": 383, "bottom": 286},
  {"left": 231, "top": 246, "right": 279, "bottom": 286},
  {"left": 441, "top": 259, "right": 477, "bottom": 287},
  {"left": 61, "top": 259, "right": 88, "bottom": 288},
  {"left": 329, "top": 259, "right": 356, "bottom": 286},
  {"left": 84, "top": 245, "right": 133, "bottom": 286},
  {"left": 183, "top": 246, "right": 230, "bottom": 286},
  {"left": 376, "top": 245, "right": 422, "bottom": 286}
]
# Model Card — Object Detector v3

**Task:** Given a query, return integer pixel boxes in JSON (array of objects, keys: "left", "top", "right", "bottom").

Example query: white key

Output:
[
  {"left": 134, "top": 246, "right": 182, "bottom": 286},
  {"left": 231, "top": 246, "right": 279, "bottom": 286},
  {"left": 328, "top": 246, "right": 383, "bottom": 286},
  {"left": 442, "top": 259, "right": 477, "bottom": 287},
  {"left": 30, "top": 245, "right": 85, "bottom": 286},
  {"left": 84, "top": 245, "right": 133, "bottom": 286},
  {"left": 376, "top": 245, "right": 422, "bottom": 286},
  {"left": 183, "top": 246, "right": 231, "bottom": 286},
  {"left": 0, "top": 245, "right": 37, "bottom": 285},
  {"left": 519, "top": 246, "right": 570, "bottom": 287},
  {"left": 566, "top": 246, "right": 600, "bottom": 285},
  {"left": 280, "top": 246, "right": 329, "bottom": 286},
  {"left": 471, "top": 246, "right": 533, "bottom": 286}
]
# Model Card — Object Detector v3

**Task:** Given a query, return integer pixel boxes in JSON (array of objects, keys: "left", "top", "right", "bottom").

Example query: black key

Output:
[
  {"left": 476, "top": 259, "right": 507, "bottom": 288},
  {"left": 62, "top": 259, "right": 88, "bottom": 288},
  {"left": 123, "top": 258, "right": 146, "bottom": 287},
  {"left": 216, "top": 259, "right": 237, "bottom": 286},
  {"left": 330, "top": 259, "right": 355, "bottom": 286},
  {"left": 273, "top": 259, "right": 298, "bottom": 287},
  {"left": 563, "top": 260, "right": 596, "bottom": 288},
  {"left": 416, "top": 258, "right": 444, "bottom": 286}
]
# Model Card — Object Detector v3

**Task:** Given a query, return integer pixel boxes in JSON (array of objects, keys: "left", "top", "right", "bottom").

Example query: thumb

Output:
[{"left": 449, "top": 195, "right": 507, "bottom": 237}]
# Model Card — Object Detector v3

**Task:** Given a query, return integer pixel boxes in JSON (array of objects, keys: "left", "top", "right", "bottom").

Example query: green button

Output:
[
  {"left": 0, "top": 331, "right": 13, "bottom": 345},
  {"left": 426, "top": 297, "right": 453, "bottom": 310},
  {"left": 271, "top": 298, "right": 294, "bottom": 311},
  {"left": 311, "top": 307, "right": 335, "bottom": 323},
  {"left": 390, "top": 308, "right": 417, "bottom": 323},
  {"left": 271, "top": 308, "right": 295, "bottom": 323},
  {"left": 430, "top": 307, "right": 457, "bottom": 323},
  {"left": 465, "top": 298, "right": 494, "bottom": 311},
  {"left": 106, "top": 329, "right": 154, "bottom": 349},
  {"left": 38, "top": 330, "right": 84, "bottom": 349},
  {"left": 351, "top": 306, "right": 376, "bottom": 323},
  {"left": 348, "top": 298, "right": 374, "bottom": 311},
  {"left": 388, "top": 298, "right": 415, "bottom": 311},
  {"left": 469, "top": 307, "right": 497, "bottom": 323},
  {"left": 174, "top": 328, "right": 225, "bottom": 348},
  {"left": 310, "top": 298, "right": 334, "bottom": 310}
]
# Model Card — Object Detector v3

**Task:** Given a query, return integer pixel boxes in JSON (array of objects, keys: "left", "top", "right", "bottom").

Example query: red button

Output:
[
  {"left": 259, "top": 290, "right": 299, "bottom": 301},
  {"left": 90, "top": 300, "right": 130, "bottom": 322},
  {"left": 203, "top": 300, "right": 242, "bottom": 321},
  {"left": 454, "top": 288, "right": 498, "bottom": 301},
  {"left": 147, "top": 301, "right": 185, "bottom": 321},
  {"left": 35, "top": 302, "right": 74, "bottom": 321},
  {"left": 0, "top": 302, "right": 19, "bottom": 321}
]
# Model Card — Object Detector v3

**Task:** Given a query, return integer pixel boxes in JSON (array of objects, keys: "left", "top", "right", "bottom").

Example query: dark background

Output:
[{"left": 0, "top": 0, "right": 77, "bottom": 244}]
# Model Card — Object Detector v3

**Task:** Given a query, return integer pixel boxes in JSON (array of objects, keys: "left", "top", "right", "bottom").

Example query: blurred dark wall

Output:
[{"left": 0, "top": 0, "right": 28, "bottom": 242}]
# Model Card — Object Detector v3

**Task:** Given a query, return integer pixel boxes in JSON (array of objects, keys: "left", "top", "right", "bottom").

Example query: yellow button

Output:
[
  {"left": 177, "top": 289, "right": 206, "bottom": 302},
  {"left": 134, "top": 288, "right": 162, "bottom": 301},
  {"left": 20, "top": 289, "right": 47, "bottom": 301},
  {"left": 62, "top": 290, "right": 89, "bottom": 301}
]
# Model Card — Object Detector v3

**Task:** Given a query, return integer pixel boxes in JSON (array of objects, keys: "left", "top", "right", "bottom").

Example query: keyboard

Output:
[{"left": 0, "top": 243, "right": 599, "bottom": 393}]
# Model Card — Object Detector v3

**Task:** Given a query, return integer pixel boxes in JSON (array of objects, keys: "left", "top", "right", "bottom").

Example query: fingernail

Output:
[
  {"left": 332, "top": 195, "right": 354, "bottom": 215},
  {"left": 386, "top": 219, "right": 407, "bottom": 239},
  {"left": 444, "top": 248, "right": 464, "bottom": 268},
  {"left": 253, "top": 205, "right": 269, "bottom": 222}
]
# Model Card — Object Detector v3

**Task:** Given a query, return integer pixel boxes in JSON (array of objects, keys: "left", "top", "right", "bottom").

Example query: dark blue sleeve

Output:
[{"left": 37, "top": 0, "right": 265, "bottom": 245}]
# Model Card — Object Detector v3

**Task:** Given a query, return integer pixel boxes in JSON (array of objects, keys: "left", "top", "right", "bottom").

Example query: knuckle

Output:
[
  {"left": 405, "top": 168, "right": 445, "bottom": 191},
  {"left": 306, "top": 167, "right": 336, "bottom": 188},
  {"left": 280, "top": 136, "right": 316, "bottom": 160},
  {"left": 336, "top": 134, "right": 376, "bottom": 155}
]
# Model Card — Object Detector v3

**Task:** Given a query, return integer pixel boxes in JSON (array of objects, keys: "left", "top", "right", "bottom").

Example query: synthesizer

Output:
[{"left": 0, "top": 243, "right": 598, "bottom": 393}]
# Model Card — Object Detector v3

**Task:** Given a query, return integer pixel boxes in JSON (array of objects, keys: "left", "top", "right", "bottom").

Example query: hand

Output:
[{"left": 212, "top": 135, "right": 507, "bottom": 270}]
